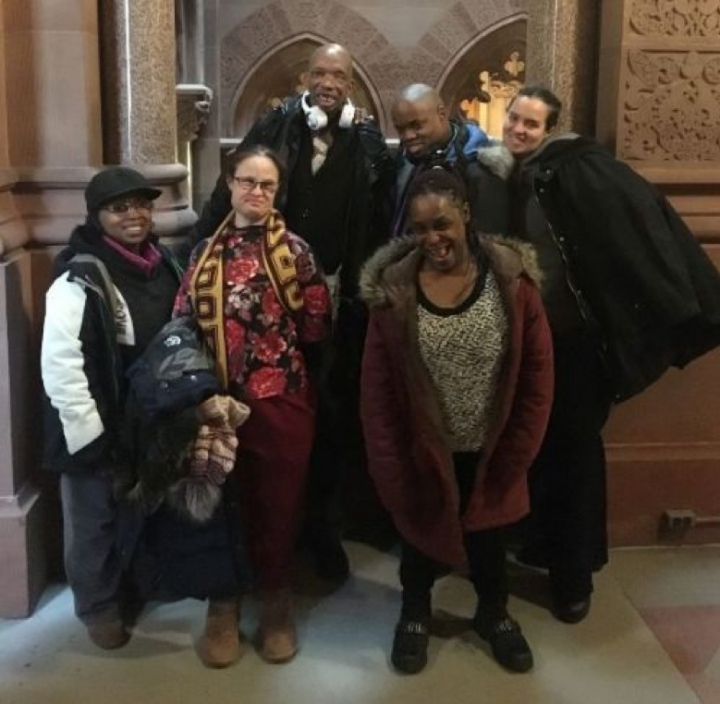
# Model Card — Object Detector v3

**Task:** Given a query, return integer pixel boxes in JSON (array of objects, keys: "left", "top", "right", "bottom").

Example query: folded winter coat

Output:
[
  {"left": 124, "top": 316, "right": 233, "bottom": 521},
  {"left": 125, "top": 315, "right": 221, "bottom": 419}
]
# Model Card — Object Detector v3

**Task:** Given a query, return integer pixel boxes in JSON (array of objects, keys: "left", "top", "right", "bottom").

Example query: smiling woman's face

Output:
[
  {"left": 408, "top": 192, "right": 471, "bottom": 274},
  {"left": 98, "top": 194, "right": 154, "bottom": 249},
  {"left": 502, "top": 95, "right": 552, "bottom": 158}
]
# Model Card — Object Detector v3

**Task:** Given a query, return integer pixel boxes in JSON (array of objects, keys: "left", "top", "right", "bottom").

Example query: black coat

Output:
[
  {"left": 394, "top": 121, "right": 511, "bottom": 236},
  {"left": 522, "top": 136, "right": 720, "bottom": 401},
  {"left": 41, "top": 226, "right": 182, "bottom": 473},
  {"left": 195, "top": 94, "right": 396, "bottom": 299}
]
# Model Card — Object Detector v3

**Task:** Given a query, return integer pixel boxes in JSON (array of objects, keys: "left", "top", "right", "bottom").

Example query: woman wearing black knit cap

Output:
[
  {"left": 359, "top": 167, "right": 553, "bottom": 674},
  {"left": 41, "top": 167, "right": 182, "bottom": 650}
]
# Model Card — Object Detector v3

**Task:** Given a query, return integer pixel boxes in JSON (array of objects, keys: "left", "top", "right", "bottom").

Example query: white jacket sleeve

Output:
[{"left": 41, "top": 273, "right": 105, "bottom": 454}]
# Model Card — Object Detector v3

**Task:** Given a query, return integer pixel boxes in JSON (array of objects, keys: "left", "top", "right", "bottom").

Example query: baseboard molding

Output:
[{"left": 607, "top": 447, "right": 720, "bottom": 547}]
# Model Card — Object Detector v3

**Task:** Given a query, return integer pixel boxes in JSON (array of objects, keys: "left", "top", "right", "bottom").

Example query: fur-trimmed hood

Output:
[
  {"left": 477, "top": 133, "right": 582, "bottom": 179},
  {"left": 476, "top": 140, "right": 515, "bottom": 181},
  {"left": 360, "top": 233, "right": 542, "bottom": 310}
]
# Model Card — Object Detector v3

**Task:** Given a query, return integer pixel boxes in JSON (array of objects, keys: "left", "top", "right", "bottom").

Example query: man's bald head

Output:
[
  {"left": 305, "top": 43, "right": 355, "bottom": 118},
  {"left": 396, "top": 84, "right": 441, "bottom": 106},
  {"left": 392, "top": 83, "right": 451, "bottom": 158},
  {"left": 309, "top": 44, "right": 353, "bottom": 78}
]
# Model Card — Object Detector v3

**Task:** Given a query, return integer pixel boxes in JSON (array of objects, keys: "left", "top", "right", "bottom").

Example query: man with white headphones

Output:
[{"left": 195, "top": 43, "right": 396, "bottom": 583}]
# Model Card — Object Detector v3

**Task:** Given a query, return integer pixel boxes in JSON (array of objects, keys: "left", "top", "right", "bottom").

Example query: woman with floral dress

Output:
[{"left": 175, "top": 146, "right": 331, "bottom": 667}]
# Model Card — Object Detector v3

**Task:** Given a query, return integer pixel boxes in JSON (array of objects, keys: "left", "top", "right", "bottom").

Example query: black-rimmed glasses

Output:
[
  {"left": 102, "top": 198, "right": 154, "bottom": 214},
  {"left": 232, "top": 176, "right": 278, "bottom": 194}
]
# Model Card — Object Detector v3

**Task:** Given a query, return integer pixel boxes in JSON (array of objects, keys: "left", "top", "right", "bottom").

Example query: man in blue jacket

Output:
[{"left": 390, "top": 84, "right": 510, "bottom": 237}]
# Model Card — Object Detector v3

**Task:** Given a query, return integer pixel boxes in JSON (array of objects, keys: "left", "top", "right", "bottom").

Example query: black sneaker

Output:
[
  {"left": 473, "top": 608, "right": 533, "bottom": 673},
  {"left": 391, "top": 618, "right": 430, "bottom": 674}
]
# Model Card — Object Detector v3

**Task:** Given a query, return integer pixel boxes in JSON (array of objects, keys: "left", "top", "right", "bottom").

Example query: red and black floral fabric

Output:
[{"left": 174, "top": 224, "right": 330, "bottom": 400}]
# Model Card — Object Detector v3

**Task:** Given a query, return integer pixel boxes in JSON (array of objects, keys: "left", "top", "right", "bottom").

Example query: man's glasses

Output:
[
  {"left": 103, "top": 197, "right": 154, "bottom": 214},
  {"left": 232, "top": 176, "right": 278, "bottom": 195}
]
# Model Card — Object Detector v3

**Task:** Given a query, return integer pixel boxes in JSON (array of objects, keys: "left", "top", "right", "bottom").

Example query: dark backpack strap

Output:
[{"left": 69, "top": 253, "right": 120, "bottom": 320}]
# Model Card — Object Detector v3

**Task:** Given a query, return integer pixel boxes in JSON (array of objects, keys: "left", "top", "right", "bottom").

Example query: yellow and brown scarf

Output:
[{"left": 190, "top": 209, "right": 303, "bottom": 389}]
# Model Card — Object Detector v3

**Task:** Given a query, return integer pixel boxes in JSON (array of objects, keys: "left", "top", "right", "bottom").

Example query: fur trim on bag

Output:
[{"left": 166, "top": 478, "right": 223, "bottom": 525}]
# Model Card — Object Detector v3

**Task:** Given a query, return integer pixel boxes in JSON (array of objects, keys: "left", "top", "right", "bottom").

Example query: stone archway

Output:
[
  {"left": 375, "top": 0, "right": 529, "bottom": 135},
  {"left": 404, "top": 0, "right": 528, "bottom": 87},
  {"left": 220, "top": 0, "right": 401, "bottom": 134},
  {"left": 229, "top": 34, "right": 384, "bottom": 136},
  {"left": 435, "top": 15, "right": 528, "bottom": 132},
  {"left": 220, "top": 0, "right": 537, "bottom": 138}
]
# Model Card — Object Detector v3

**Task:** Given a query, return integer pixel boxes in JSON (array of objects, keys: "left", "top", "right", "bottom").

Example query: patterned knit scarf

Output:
[{"left": 190, "top": 209, "right": 302, "bottom": 389}]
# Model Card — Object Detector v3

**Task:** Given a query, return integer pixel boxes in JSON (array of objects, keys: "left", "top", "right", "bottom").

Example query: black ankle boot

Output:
[
  {"left": 391, "top": 616, "right": 430, "bottom": 674},
  {"left": 552, "top": 596, "right": 591, "bottom": 624},
  {"left": 550, "top": 568, "right": 593, "bottom": 624},
  {"left": 473, "top": 606, "right": 533, "bottom": 673}
]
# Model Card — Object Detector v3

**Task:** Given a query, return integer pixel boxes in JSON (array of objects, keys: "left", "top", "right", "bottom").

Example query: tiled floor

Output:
[
  {"left": 0, "top": 543, "right": 717, "bottom": 704},
  {"left": 607, "top": 548, "right": 720, "bottom": 704}
]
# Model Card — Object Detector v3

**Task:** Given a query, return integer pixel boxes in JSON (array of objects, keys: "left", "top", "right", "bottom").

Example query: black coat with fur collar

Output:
[{"left": 501, "top": 136, "right": 720, "bottom": 401}]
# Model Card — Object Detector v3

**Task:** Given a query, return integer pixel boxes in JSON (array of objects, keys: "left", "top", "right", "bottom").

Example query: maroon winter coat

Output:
[{"left": 359, "top": 236, "right": 553, "bottom": 568}]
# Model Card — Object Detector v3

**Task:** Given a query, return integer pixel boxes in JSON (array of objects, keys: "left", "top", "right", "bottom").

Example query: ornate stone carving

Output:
[
  {"left": 624, "top": 49, "right": 720, "bottom": 160},
  {"left": 630, "top": 0, "right": 720, "bottom": 38},
  {"left": 176, "top": 84, "right": 213, "bottom": 143}
]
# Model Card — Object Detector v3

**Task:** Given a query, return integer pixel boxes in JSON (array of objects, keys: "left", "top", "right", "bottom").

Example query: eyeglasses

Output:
[
  {"left": 102, "top": 197, "right": 154, "bottom": 214},
  {"left": 232, "top": 176, "right": 278, "bottom": 194}
]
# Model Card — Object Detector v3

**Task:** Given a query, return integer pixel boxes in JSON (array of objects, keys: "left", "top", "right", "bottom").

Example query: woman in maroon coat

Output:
[{"left": 359, "top": 168, "right": 553, "bottom": 675}]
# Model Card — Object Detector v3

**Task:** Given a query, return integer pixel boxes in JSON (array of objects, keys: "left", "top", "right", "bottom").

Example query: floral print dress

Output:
[{"left": 174, "top": 224, "right": 331, "bottom": 401}]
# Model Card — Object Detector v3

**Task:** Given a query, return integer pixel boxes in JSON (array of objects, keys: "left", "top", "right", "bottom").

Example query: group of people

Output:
[{"left": 41, "top": 42, "right": 720, "bottom": 677}]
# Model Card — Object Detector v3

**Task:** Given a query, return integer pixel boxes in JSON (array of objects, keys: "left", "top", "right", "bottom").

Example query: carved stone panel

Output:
[
  {"left": 600, "top": 1, "right": 720, "bottom": 165},
  {"left": 624, "top": 49, "right": 720, "bottom": 161},
  {"left": 629, "top": 0, "right": 720, "bottom": 38}
]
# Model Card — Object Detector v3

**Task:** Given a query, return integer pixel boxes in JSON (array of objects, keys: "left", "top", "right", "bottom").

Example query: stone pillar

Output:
[
  {"left": 595, "top": 0, "right": 720, "bottom": 546},
  {"left": 182, "top": 0, "right": 222, "bottom": 212},
  {"left": 0, "top": 0, "right": 103, "bottom": 617},
  {"left": 525, "top": 0, "right": 601, "bottom": 134},
  {"left": 99, "top": 0, "right": 195, "bottom": 237}
]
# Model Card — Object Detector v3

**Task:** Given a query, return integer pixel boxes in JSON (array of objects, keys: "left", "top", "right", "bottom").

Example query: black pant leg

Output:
[
  {"left": 399, "top": 542, "right": 437, "bottom": 619},
  {"left": 528, "top": 332, "right": 612, "bottom": 600},
  {"left": 303, "top": 303, "right": 364, "bottom": 538},
  {"left": 464, "top": 528, "right": 509, "bottom": 609}
]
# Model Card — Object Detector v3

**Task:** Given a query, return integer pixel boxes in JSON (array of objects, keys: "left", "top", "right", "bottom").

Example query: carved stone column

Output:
[
  {"left": 525, "top": 0, "right": 601, "bottom": 134},
  {"left": 99, "top": 0, "right": 195, "bottom": 236},
  {"left": 176, "top": 84, "right": 213, "bottom": 209},
  {"left": 596, "top": 0, "right": 720, "bottom": 546}
]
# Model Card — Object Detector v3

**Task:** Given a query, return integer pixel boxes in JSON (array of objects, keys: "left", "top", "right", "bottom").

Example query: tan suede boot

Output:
[
  {"left": 198, "top": 598, "right": 241, "bottom": 668},
  {"left": 257, "top": 589, "right": 298, "bottom": 664}
]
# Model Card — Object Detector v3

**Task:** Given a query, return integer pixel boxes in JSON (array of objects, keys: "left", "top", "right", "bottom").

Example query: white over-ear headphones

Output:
[{"left": 300, "top": 91, "right": 355, "bottom": 131}]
